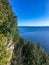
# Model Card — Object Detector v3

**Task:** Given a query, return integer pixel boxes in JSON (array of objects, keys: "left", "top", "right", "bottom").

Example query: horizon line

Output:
[{"left": 18, "top": 25, "right": 49, "bottom": 27}]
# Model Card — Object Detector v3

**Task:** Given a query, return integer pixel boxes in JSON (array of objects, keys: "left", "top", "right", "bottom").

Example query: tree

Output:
[
  {"left": 11, "top": 37, "right": 49, "bottom": 65},
  {"left": 0, "top": 34, "right": 10, "bottom": 65},
  {"left": 0, "top": 0, "right": 18, "bottom": 39},
  {"left": 0, "top": 0, "right": 18, "bottom": 65}
]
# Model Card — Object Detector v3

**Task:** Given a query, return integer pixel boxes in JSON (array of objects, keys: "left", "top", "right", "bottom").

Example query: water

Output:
[{"left": 18, "top": 26, "right": 49, "bottom": 53}]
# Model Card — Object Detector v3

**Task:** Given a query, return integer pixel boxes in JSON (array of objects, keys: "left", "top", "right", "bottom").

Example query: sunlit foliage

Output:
[{"left": 0, "top": 0, "right": 18, "bottom": 65}]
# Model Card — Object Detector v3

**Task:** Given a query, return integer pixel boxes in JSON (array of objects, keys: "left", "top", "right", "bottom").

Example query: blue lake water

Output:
[{"left": 18, "top": 26, "right": 49, "bottom": 53}]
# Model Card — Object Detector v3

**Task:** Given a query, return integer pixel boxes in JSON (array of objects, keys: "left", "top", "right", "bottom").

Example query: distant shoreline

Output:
[{"left": 18, "top": 26, "right": 49, "bottom": 27}]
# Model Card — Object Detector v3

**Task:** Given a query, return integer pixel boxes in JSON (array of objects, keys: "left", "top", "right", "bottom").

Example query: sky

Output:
[{"left": 9, "top": 0, "right": 49, "bottom": 26}]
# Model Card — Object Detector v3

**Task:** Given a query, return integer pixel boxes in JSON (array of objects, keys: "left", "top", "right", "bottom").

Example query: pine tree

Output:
[{"left": 0, "top": 0, "right": 18, "bottom": 65}]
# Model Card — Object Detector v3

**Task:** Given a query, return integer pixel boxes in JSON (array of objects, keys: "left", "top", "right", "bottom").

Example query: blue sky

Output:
[{"left": 9, "top": 0, "right": 49, "bottom": 26}]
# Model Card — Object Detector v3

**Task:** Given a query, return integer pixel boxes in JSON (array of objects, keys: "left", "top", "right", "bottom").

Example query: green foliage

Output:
[
  {"left": 0, "top": 0, "right": 18, "bottom": 65},
  {"left": 0, "top": 34, "right": 10, "bottom": 65},
  {"left": 11, "top": 37, "right": 49, "bottom": 65},
  {"left": 0, "top": 0, "right": 18, "bottom": 40}
]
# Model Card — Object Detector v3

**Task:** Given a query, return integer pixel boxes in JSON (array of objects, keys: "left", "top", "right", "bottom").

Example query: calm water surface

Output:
[{"left": 18, "top": 26, "right": 49, "bottom": 53}]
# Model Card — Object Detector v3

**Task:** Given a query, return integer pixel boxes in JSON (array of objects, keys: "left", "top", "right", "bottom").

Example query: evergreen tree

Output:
[
  {"left": 12, "top": 38, "right": 49, "bottom": 65},
  {"left": 0, "top": 0, "right": 18, "bottom": 65},
  {"left": 0, "top": 0, "right": 18, "bottom": 39}
]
